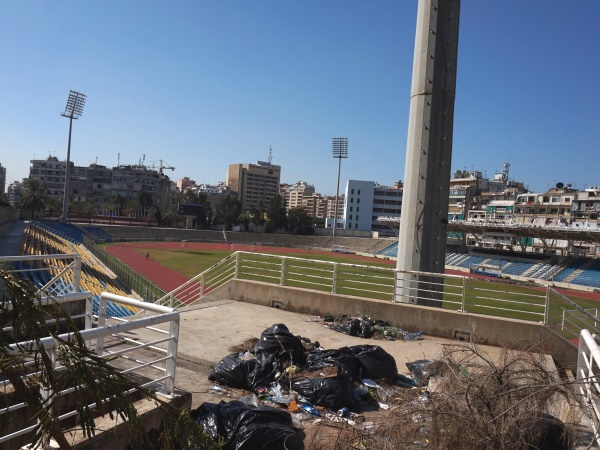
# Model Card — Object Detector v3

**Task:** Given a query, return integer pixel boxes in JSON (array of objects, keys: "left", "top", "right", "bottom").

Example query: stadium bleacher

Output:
[{"left": 20, "top": 223, "right": 136, "bottom": 318}]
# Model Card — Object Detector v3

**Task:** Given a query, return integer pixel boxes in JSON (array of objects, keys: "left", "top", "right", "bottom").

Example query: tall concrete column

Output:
[{"left": 396, "top": 0, "right": 460, "bottom": 306}]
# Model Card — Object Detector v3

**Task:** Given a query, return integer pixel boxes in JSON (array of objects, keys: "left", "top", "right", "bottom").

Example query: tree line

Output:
[{"left": 13, "top": 179, "right": 316, "bottom": 235}]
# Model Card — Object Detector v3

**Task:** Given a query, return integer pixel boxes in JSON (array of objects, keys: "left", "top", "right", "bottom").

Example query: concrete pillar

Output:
[{"left": 396, "top": 0, "right": 461, "bottom": 306}]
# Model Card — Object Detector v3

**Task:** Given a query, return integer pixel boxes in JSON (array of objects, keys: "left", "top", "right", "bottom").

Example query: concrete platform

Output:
[{"left": 134, "top": 298, "right": 524, "bottom": 410}]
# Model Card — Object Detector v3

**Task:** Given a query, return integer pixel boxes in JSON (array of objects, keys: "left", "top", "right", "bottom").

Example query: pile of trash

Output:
[
  {"left": 192, "top": 323, "right": 425, "bottom": 450},
  {"left": 323, "top": 313, "right": 422, "bottom": 341}
]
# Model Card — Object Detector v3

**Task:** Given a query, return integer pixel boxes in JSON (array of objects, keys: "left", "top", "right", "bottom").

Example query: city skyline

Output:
[{"left": 1, "top": 1, "right": 599, "bottom": 195}]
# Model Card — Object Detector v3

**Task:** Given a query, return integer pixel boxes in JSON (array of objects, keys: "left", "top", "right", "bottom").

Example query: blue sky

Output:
[{"left": 1, "top": 1, "right": 598, "bottom": 195}]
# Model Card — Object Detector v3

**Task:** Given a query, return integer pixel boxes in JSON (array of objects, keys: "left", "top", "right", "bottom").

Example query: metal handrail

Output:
[
  {"left": 577, "top": 329, "right": 600, "bottom": 446},
  {"left": 0, "top": 292, "right": 180, "bottom": 446}
]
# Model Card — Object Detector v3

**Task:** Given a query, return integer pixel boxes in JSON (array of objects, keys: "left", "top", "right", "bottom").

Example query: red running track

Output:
[{"left": 106, "top": 243, "right": 194, "bottom": 300}]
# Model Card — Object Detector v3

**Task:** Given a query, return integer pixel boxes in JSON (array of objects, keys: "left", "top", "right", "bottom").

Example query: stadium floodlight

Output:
[
  {"left": 60, "top": 90, "right": 87, "bottom": 222},
  {"left": 331, "top": 137, "right": 348, "bottom": 237}
]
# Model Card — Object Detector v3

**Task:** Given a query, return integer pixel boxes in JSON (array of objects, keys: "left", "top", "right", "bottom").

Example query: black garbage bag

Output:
[
  {"left": 254, "top": 323, "right": 305, "bottom": 366},
  {"left": 209, "top": 353, "right": 253, "bottom": 389},
  {"left": 349, "top": 345, "right": 398, "bottom": 381},
  {"left": 306, "top": 347, "right": 361, "bottom": 380},
  {"left": 330, "top": 317, "right": 375, "bottom": 339},
  {"left": 522, "top": 413, "right": 569, "bottom": 450},
  {"left": 246, "top": 353, "right": 278, "bottom": 391},
  {"left": 209, "top": 353, "right": 278, "bottom": 391},
  {"left": 191, "top": 400, "right": 301, "bottom": 450},
  {"left": 292, "top": 375, "right": 354, "bottom": 410}
]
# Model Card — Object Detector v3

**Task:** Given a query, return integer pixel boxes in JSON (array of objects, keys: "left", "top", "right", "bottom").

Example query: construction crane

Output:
[{"left": 148, "top": 159, "right": 175, "bottom": 175}]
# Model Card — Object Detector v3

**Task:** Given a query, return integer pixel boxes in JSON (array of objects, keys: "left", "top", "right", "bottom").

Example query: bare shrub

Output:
[
  {"left": 305, "top": 341, "right": 582, "bottom": 450},
  {"left": 386, "top": 341, "right": 577, "bottom": 449}
]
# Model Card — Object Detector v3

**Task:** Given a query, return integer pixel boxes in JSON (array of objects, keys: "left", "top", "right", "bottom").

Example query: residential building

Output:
[
  {"left": 226, "top": 161, "right": 281, "bottom": 212},
  {"left": 283, "top": 181, "right": 315, "bottom": 210},
  {"left": 371, "top": 182, "right": 403, "bottom": 236},
  {"left": 0, "top": 163, "right": 6, "bottom": 195},
  {"left": 513, "top": 184, "right": 576, "bottom": 226},
  {"left": 301, "top": 193, "right": 328, "bottom": 218},
  {"left": 7, "top": 181, "right": 22, "bottom": 209},
  {"left": 572, "top": 186, "right": 600, "bottom": 225},
  {"left": 176, "top": 177, "right": 196, "bottom": 193},
  {"left": 329, "top": 180, "right": 404, "bottom": 236},
  {"left": 343, "top": 180, "right": 375, "bottom": 232},
  {"left": 27, "top": 156, "right": 175, "bottom": 216}
]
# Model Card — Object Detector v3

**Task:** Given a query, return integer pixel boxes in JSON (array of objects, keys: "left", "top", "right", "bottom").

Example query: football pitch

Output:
[{"left": 118, "top": 243, "right": 600, "bottom": 324}]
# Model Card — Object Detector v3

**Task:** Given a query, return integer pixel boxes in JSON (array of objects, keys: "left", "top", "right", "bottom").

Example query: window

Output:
[
  {"left": 350, "top": 206, "right": 353, "bottom": 212},
  {"left": 357, "top": 198, "right": 360, "bottom": 204},
  {"left": 358, "top": 190, "right": 361, "bottom": 195},
  {"left": 350, "top": 198, "right": 353, "bottom": 203},
  {"left": 351, "top": 189, "right": 354, "bottom": 194},
  {"left": 356, "top": 215, "right": 359, "bottom": 221},
  {"left": 356, "top": 207, "right": 359, "bottom": 212},
  {"left": 349, "top": 215, "right": 353, "bottom": 220},
  {"left": 355, "top": 223, "right": 358, "bottom": 229}
]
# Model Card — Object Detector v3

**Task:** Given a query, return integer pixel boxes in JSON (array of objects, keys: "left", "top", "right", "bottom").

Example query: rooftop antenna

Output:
[
  {"left": 502, "top": 162, "right": 510, "bottom": 182},
  {"left": 268, "top": 145, "right": 273, "bottom": 164},
  {"left": 118, "top": 152, "right": 120, "bottom": 167}
]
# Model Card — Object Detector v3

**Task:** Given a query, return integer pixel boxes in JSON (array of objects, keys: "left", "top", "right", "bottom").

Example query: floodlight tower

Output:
[
  {"left": 60, "top": 90, "right": 86, "bottom": 222},
  {"left": 396, "top": 0, "right": 460, "bottom": 306},
  {"left": 331, "top": 137, "right": 348, "bottom": 237}
]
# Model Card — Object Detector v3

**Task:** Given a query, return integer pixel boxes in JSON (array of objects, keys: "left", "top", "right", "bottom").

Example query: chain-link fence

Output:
[{"left": 83, "top": 236, "right": 166, "bottom": 303}]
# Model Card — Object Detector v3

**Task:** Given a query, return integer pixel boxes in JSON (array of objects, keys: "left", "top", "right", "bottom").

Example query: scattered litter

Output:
[
  {"left": 324, "top": 313, "right": 423, "bottom": 341},
  {"left": 210, "top": 385, "right": 226, "bottom": 394},
  {"left": 299, "top": 403, "right": 321, "bottom": 417},
  {"left": 203, "top": 322, "right": 430, "bottom": 447},
  {"left": 361, "top": 378, "right": 380, "bottom": 388}
]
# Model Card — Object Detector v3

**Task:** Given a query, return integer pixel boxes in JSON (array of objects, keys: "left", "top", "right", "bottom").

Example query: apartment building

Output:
[
  {"left": 7, "top": 181, "right": 21, "bottom": 208},
  {"left": 282, "top": 181, "right": 315, "bottom": 210},
  {"left": 227, "top": 161, "right": 281, "bottom": 212},
  {"left": 0, "top": 163, "right": 5, "bottom": 196},
  {"left": 513, "top": 184, "right": 577, "bottom": 226},
  {"left": 29, "top": 156, "right": 73, "bottom": 202}
]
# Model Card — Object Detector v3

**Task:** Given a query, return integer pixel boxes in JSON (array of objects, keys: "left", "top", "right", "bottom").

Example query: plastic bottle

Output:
[
  {"left": 268, "top": 383, "right": 296, "bottom": 403},
  {"left": 299, "top": 403, "right": 321, "bottom": 417}
]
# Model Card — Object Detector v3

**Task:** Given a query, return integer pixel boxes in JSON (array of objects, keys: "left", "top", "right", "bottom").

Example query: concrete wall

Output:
[
  {"left": 0, "top": 205, "right": 19, "bottom": 226},
  {"left": 205, "top": 279, "right": 578, "bottom": 369}
]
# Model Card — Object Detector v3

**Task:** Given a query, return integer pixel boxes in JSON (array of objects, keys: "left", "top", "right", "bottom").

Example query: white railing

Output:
[
  {"left": 164, "top": 251, "right": 551, "bottom": 321},
  {"left": 1, "top": 253, "right": 83, "bottom": 294},
  {"left": 153, "top": 250, "right": 600, "bottom": 339},
  {"left": 577, "top": 329, "right": 600, "bottom": 446},
  {"left": 0, "top": 292, "right": 180, "bottom": 447},
  {"left": 156, "top": 252, "right": 238, "bottom": 307}
]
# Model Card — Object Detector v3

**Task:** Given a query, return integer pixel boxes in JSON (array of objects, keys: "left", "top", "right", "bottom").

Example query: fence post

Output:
[
  {"left": 332, "top": 263, "right": 338, "bottom": 294},
  {"left": 461, "top": 276, "right": 467, "bottom": 312},
  {"left": 544, "top": 285, "right": 550, "bottom": 324},
  {"left": 96, "top": 296, "right": 108, "bottom": 357},
  {"left": 234, "top": 252, "right": 240, "bottom": 279},
  {"left": 200, "top": 274, "right": 205, "bottom": 298},
  {"left": 280, "top": 258, "right": 286, "bottom": 286},
  {"left": 392, "top": 270, "right": 397, "bottom": 301},
  {"left": 73, "top": 255, "right": 82, "bottom": 292},
  {"left": 162, "top": 316, "right": 179, "bottom": 396}
]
